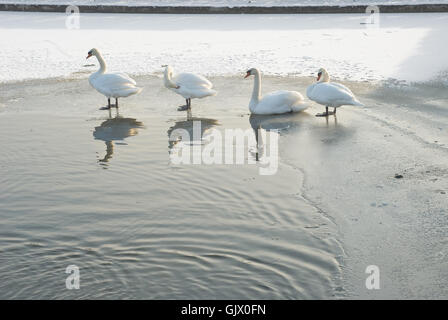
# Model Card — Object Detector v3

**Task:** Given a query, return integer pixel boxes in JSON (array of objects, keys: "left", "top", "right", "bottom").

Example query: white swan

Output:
[
  {"left": 163, "top": 65, "right": 217, "bottom": 111},
  {"left": 307, "top": 68, "right": 363, "bottom": 117},
  {"left": 87, "top": 48, "right": 142, "bottom": 110},
  {"left": 244, "top": 68, "right": 307, "bottom": 115}
]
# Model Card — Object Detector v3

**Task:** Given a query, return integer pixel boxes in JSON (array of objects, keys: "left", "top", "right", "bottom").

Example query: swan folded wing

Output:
[
  {"left": 175, "top": 85, "right": 217, "bottom": 99},
  {"left": 256, "top": 91, "right": 304, "bottom": 114},
  {"left": 308, "top": 83, "right": 358, "bottom": 107},
  {"left": 93, "top": 73, "right": 140, "bottom": 97},
  {"left": 101, "top": 73, "right": 137, "bottom": 87},
  {"left": 192, "top": 87, "right": 217, "bottom": 98},
  {"left": 175, "top": 73, "right": 213, "bottom": 89},
  {"left": 328, "top": 82, "right": 354, "bottom": 95},
  {"left": 264, "top": 90, "right": 304, "bottom": 106}
]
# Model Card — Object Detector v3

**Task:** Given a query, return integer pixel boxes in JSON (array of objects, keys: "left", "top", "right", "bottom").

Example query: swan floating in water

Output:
[
  {"left": 307, "top": 68, "right": 364, "bottom": 117},
  {"left": 162, "top": 65, "right": 217, "bottom": 111},
  {"left": 244, "top": 68, "right": 307, "bottom": 115},
  {"left": 87, "top": 48, "right": 142, "bottom": 110}
]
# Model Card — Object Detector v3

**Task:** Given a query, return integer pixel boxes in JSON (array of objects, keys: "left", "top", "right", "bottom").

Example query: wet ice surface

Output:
[
  {"left": 1, "top": 11, "right": 448, "bottom": 299},
  {"left": 0, "top": 76, "right": 344, "bottom": 299},
  {"left": 279, "top": 80, "right": 448, "bottom": 299},
  {"left": 0, "top": 75, "right": 447, "bottom": 299}
]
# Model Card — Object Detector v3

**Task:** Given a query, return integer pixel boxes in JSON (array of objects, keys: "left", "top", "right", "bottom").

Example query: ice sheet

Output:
[{"left": 0, "top": 11, "right": 447, "bottom": 85}]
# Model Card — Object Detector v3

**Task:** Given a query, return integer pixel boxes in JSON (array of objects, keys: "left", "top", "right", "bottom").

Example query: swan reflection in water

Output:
[
  {"left": 249, "top": 112, "right": 311, "bottom": 161},
  {"left": 167, "top": 109, "right": 219, "bottom": 156},
  {"left": 250, "top": 112, "right": 350, "bottom": 156},
  {"left": 93, "top": 109, "right": 145, "bottom": 164}
]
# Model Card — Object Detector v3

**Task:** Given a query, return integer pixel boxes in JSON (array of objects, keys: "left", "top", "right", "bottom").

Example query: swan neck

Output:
[
  {"left": 319, "top": 71, "right": 330, "bottom": 83},
  {"left": 96, "top": 53, "right": 107, "bottom": 73},
  {"left": 251, "top": 71, "right": 261, "bottom": 105},
  {"left": 164, "top": 67, "right": 178, "bottom": 89}
]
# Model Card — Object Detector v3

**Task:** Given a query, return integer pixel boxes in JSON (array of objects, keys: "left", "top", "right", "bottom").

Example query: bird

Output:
[
  {"left": 306, "top": 68, "right": 364, "bottom": 117},
  {"left": 162, "top": 65, "right": 217, "bottom": 111},
  {"left": 86, "top": 48, "right": 142, "bottom": 110},
  {"left": 244, "top": 68, "right": 307, "bottom": 115}
]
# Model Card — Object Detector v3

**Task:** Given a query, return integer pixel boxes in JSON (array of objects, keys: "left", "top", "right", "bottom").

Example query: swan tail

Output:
[
  {"left": 120, "top": 86, "right": 143, "bottom": 97},
  {"left": 291, "top": 101, "right": 308, "bottom": 113},
  {"left": 352, "top": 100, "right": 364, "bottom": 107},
  {"left": 195, "top": 88, "right": 217, "bottom": 98}
]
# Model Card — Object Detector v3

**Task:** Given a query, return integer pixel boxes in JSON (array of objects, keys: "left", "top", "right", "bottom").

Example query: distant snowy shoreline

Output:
[{"left": 1, "top": 11, "right": 447, "bottom": 85}]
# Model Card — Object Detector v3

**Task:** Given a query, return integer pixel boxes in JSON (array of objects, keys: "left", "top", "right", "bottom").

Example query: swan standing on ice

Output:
[
  {"left": 307, "top": 68, "right": 363, "bottom": 117},
  {"left": 162, "top": 65, "right": 217, "bottom": 111},
  {"left": 244, "top": 68, "right": 307, "bottom": 115},
  {"left": 87, "top": 48, "right": 142, "bottom": 110}
]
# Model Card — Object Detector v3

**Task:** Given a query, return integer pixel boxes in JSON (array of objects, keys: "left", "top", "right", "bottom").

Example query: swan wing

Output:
[
  {"left": 174, "top": 86, "right": 217, "bottom": 99},
  {"left": 329, "top": 82, "right": 354, "bottom": 95},
  {"left": 175, "top": 72, "right": 213, "bottom": 89},
  {"left": 113, "top": 72, "right": 137, "bottom": 86},
  {"left": 307, "top": 83, "right": 361, "bottom": 107},
  {"left": 98, "top": 73, "right": 137, "bottom": 87},
  {"left": 171, "top": 72, "right": 216, "bottom": 99},
  {"left": 255, "top": 91, "right": 305, "bottom": 115},
  {"left": 91, "top": 73, "right": 140, "bottom": 97}
]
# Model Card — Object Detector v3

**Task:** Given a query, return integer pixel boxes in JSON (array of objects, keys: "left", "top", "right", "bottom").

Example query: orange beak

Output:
[
  {"left": 86, "top": 53, "right": 92, "bottom": 59},
  {"left": 244, "top": 72, "right": 250, "bottom": 79}
]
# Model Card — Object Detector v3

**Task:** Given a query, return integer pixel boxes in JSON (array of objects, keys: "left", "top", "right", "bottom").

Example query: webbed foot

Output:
[
  {"left": 177, "top": 105, "right": 189, "bottom": 111},
  {"left": 315, "top": 111, "right": 334, "bottom": 117}
]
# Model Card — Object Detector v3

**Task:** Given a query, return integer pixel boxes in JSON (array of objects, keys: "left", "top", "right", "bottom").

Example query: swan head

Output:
[
  {"left": 316, "top": 68, "right": 330, "bottom": 82},
  {"left": 162, "top": 64, "right": 173, "bottom": 76},
  {"left": 244, "top": 68, "right": 259, "bottom": 79},
  {"left": 162, "top": 65, "right": 179, "bottom": 89},
  {"left": 86, "top": 48, "right": 99, "bottom": 59}
]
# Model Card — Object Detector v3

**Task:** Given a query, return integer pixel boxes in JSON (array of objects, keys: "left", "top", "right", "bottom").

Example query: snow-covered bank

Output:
[
  {"left": 0, "top": 11, "right": 447, "bottom": 85},
  {"left": 1, "top": 0, "right": 447, "bottom": 7}
]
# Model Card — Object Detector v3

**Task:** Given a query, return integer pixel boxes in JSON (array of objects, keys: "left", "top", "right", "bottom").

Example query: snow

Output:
[
  {"left": 1, "top": 0, "right": 448, "bottom": 7},
  {"left": 0, "top": 11, "right": 447, "bottom": 84}
]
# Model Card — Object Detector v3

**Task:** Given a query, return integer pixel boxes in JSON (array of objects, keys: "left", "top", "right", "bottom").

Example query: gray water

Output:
[
  {"left": 0, "top": 75, "right": 447, "bottom": 299},
  {"left": 0, "top": 76, "right": 343, "bottom": 299}
]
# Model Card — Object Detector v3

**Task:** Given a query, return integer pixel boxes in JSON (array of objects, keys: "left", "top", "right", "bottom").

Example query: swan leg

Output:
[
  {"left": 177, "top": 99, "right": 189, "bottom": 111},
  {"left": 187, "top": 98, "right": 192, "bottom": 109},
  {"left": 316, "top": 106, "right": 330, "bottom": 117},
  {"left": 333, "top": 107, "right": 337, "bottom": 115},
  {"left": 100, "top": 98, "right": 112, "bottom": 110},
  {"left": 115, "top": 98, "right": 119, "bottom": 108},
  {"left": 316, "top": 106, "right": 335, "bottom": 117}
]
